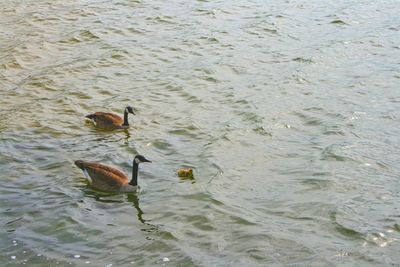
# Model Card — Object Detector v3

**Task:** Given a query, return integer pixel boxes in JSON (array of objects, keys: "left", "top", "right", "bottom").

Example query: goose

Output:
[
  {"left": 74, "top": 155, "right": 151, "bottom": 192},
  {"left": 85, "top": 106, "right": 135, "bottom": 129}
]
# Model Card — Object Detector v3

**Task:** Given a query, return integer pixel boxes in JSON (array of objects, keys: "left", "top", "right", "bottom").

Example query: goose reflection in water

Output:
[{"left": 82, "top": 189, "right": 158, "bottom": 230}]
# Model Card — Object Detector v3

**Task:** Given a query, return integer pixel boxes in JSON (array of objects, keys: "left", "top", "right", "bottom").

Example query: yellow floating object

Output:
[{"left": 177, "top": 168, "right": 194, "bottom": 179}]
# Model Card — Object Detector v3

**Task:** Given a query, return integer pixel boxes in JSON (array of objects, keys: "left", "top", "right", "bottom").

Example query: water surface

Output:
[{"left": 1, "top": 0, "right": 400, "bottom": 266}]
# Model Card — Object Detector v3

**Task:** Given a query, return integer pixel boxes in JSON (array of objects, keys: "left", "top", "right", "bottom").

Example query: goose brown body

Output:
[
  {"left": 74, "top": 160, "right": 136, "bottom": 192},
  {"left": 86, "top": 106, "right": 135, "bottom": 129},
  {"left": 74, "top": 155, "right": 151, "bottom": 193},
  {"left": 86, "top": 112, "right": 126, "bottom": 129}
]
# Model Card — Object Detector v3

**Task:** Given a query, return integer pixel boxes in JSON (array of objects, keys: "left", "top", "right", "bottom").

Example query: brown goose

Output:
[
  {"left": 86, "top": 106, "right": 135, "bottom": 129},
  {"left": 74, "top": 155, "right": 151, "bottom": 192}
]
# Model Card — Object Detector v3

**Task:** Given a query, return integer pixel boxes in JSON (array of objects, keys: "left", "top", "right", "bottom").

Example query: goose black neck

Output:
[
  {"left": 122, "top": 110, "right": 129, "bottom": 126},
  {"left": 129, "top": 160, "right": 139, "bottom": 186}
]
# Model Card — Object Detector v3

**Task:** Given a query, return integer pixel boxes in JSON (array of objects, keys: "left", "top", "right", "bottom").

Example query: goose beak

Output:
[{"left": 142, "top": 157, "right": 151, "bottom": 163}]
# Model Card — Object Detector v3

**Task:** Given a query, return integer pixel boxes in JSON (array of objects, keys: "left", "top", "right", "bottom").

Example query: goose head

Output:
[
  {"left": 134, "top": 155, "right": 152, "bottom": 164},
  {"left": 125, "top": 106, "right": 135, "bottom": 115}
]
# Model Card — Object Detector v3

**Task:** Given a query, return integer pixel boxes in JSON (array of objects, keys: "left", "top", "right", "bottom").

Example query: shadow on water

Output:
[
  {"left": 85, "top": 121, "right": 132, "bottom": 141},
  {"left": 126, "top": 194, "right": 160, "bottom": 233},
  {"left": 82, "top": 187, "right": 126, "bottom": 203},
  {"left": 126, "top": 193, "right": 147, "bottom": 224},
  {"left": 82, "top": 187, "right": 158, "bottom": 230}
]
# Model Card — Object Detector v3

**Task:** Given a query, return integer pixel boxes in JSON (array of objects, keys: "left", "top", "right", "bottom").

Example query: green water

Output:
[{"left": 1, "top": 0, "right": 399, "bottom": 266}]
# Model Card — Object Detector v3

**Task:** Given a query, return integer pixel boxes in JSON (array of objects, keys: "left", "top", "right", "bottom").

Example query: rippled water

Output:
[{"left": 1, "top": 0, "right": 399, "bottom": 266}]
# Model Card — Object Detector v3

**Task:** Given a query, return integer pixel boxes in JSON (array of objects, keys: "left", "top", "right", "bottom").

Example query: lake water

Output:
[{"left": 1, "top": 0, "right": 399, "bottom": 266}]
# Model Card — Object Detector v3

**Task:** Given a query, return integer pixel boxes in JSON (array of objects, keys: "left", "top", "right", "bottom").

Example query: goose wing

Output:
[{"left": 76, "top": 161, "right": 129, "bottom": 191}]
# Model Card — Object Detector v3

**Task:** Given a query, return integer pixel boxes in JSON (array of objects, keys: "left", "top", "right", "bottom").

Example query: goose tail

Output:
[
  {"left": 74, "top": 160, "right": 86, "bottom": 170},
  {"left": 74, "top": 160, "right": 92, "bottom": 183},
  {"left": 85, "top": 114, "right": 96, "bottom": 120}
]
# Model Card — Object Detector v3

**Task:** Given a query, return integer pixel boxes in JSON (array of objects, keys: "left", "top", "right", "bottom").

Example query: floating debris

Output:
[
  {"left": 74, "top": 255, "right": 81, "bottom": 259},
  {"left": 163, "top": 257, "right": 170, "bottom": 262}
]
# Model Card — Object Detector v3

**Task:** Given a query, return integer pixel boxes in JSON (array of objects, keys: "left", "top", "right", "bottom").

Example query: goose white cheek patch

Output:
[{"left": 135, "top": 158, "right": 141, "bottom": 164}]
